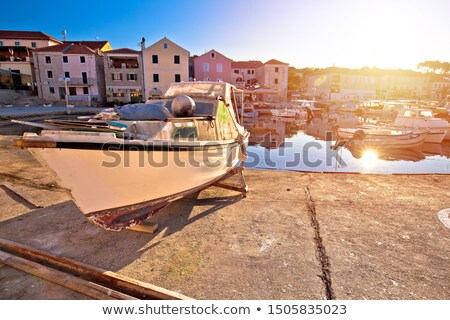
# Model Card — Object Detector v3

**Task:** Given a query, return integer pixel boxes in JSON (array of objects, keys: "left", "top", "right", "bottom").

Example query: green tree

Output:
[
  {"left": 288, "top": 67, "right": 302, "bottom": 94},
  {"left": 417, "top": 60, "right": 449, "bottom": 74}
]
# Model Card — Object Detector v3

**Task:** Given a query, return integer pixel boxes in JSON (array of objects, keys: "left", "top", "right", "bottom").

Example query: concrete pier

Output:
[{"left": 0, "top": 135, "right": 449, "bottom": 299}]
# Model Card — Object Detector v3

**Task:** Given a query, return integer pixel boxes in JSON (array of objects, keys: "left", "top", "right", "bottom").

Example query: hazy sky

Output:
[{"left": 2, "top": 0, "right": 449, "bottom": 69}]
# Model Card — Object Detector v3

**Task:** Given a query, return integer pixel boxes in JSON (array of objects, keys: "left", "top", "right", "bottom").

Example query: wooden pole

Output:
[
  {"left": 0, "top": 251, "right": 136, "bottom": 300},
  {"left": 0, "top": 238, "right": 191, "bottom": 300}
]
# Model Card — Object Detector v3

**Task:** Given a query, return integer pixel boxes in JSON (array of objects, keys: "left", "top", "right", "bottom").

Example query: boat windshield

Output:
[
  {"left": 164, "top": 82, "right": 225, "bottom": 99},
  {"left": 161, "top": 97, "right": 216, "bottom": 116},
  {"left": 419, "top": 110, "right": 433, "bottom": 118}
]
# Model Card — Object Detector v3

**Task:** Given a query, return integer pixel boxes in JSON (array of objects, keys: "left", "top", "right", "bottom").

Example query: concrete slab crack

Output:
[{"left": 304, "top": 186, "right": 336, "bottom": 300}]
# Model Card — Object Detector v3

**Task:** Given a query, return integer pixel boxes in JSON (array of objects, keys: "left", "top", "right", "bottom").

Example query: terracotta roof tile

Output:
[
  {"left": 33, "top": 43, "right": 96, "bottom": 55},
  {"left": 231, "top": 60, "right": 263, "bottom": 69},
  {"left": 0, "top": 30, "right": 62, "bottom": 43},
  {"left": 105, "top": 48, "right": 140, "bottom": 54},
  {"left": 63, "top": 40, "right": 109, "bottom": 50}
]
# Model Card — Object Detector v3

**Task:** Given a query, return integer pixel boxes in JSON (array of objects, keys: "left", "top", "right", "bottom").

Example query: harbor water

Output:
[{"left": 244, "top": 114, "right": 450, "bottom": 174}]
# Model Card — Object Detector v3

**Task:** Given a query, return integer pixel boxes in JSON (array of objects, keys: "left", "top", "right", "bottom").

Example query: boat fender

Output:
[
  {"left": 172, "top": 95, "right": 196, "bottom": 117},
  {"left": 352, "top": 129, "right": 366, "bottom": 140}
]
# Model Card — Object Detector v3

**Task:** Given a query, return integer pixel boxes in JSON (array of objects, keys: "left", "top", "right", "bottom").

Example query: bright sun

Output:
[{"left": 361, "top": 150, "right": 379, "bottom": 167}]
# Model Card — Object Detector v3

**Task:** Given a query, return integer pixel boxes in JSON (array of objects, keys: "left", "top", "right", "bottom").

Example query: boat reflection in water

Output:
[
  {"left": 243, "top": 112, "right": 450, "bottom": 174},
  {"left": 348, "top": 146, "right": 425, "bottom": 163}
]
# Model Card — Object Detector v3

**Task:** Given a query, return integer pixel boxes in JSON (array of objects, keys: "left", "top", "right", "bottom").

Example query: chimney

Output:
[{"left": 141, "top": 37, "right": 146, "bottom": 51}]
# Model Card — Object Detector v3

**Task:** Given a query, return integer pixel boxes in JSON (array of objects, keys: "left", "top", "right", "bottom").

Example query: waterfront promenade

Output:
[{"left": 0, "top": 135, "right": 448, "bottom": 299}]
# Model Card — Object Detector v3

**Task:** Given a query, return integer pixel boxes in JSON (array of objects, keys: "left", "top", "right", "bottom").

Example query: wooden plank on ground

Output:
[
  {"left": 0, "top": 238, "right": 192, "bottom": 300},
  {"left": 0, "top": 250, "right": 137, "bottom": 300}
]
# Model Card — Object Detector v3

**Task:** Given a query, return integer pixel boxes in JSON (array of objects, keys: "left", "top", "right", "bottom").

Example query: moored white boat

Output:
[
  {"left": 334, "top": 128, "right": 426, "bottom": 149},
  {"left": 337, "top": 127, "right": 413, "bottom": 140},
  {"left": 391, "top": 108, "right": 449, "bottom": 143},
  {"left": 15, "top": 82, "right": 249, "bottom": 231}
]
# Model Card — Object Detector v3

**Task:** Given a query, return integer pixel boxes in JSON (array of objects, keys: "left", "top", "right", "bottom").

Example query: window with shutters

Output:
[{"left": 112, "top": 73, "right": 122, "bottom": 80}]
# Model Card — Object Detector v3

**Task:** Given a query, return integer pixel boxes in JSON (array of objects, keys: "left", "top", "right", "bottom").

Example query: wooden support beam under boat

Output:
[
  {"left": 128, "top": 221, "right": 159, "bottom": 234},
  {"left": 0, "top": 238, "right": 192, "bottom": 300}
]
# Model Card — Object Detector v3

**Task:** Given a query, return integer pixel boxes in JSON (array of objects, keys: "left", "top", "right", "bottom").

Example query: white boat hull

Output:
[
  {"left": 30, "top": 142, "right": 240, "bottom": 223},
  {"left": 343, "top": 132, "right": 426, "bottom": 149}
]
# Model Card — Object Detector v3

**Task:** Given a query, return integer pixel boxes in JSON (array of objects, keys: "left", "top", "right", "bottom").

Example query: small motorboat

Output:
[
  {"left": 337, "top": 127, "right": 413, "bottom": 140},
  {"left": 333, "top": 127, "right": 426, "bottom": 149},
  {"left": 349, "top": 146, "right": 425, "bottom": 162},
  {"left": 390, "top": 108, "right": 449, "bottom": 143},
  {"left": 14, "top": 82, "right": 249, "bottom": 231}
]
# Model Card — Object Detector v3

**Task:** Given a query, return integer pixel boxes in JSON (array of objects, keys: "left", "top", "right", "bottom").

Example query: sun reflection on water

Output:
[{"left": 361, "top": 150, "right": 379, "bottom": 167}]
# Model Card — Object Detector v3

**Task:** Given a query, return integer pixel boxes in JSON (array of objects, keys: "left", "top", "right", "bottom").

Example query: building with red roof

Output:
[
  {"left": 0, "top": 30, "right": 62, "bottom": 89},
  {"left": 231, "top": 60, "right": 263, "bottom": 87},
  {"left": 33, "top": 42, "right": 107, "bottom": 105},
  {"left": 193, "top": 49, "right": 232, "bottom": 83},
  {"left": 63, "top": 40, "right": 112, "bottom": 53}
]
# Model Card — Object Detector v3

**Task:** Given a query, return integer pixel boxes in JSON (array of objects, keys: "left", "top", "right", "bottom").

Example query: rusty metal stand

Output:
[{"left": 212, "top": 162, "right": 248, "bottom": 197}]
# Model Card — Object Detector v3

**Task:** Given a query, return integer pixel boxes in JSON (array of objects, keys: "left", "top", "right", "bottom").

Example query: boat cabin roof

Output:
[
  {"left": 164, "top": 81, "right": 228, "bottom": 99},
  {"left": 400, "top": 109, "right": 434, "bottom": 118}
]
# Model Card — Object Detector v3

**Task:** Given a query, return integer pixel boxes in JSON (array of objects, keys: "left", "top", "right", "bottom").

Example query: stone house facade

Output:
[
  {"left": 142, "top": 37, "right": 189, "bottom": 98},
  {"left": 33, "top": 43, "right": 105, "bottom": 105},
  {"left": 104, "top": 48, "right": 144, "bottom": 104}
]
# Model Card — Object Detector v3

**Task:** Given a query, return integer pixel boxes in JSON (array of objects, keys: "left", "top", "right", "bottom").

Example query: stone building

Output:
[
  {"left": 33, "top": 43, "right": 106, "bottom": 105},
  {"left": 142, "top": 37, "right": 189, "bottom": 98},
  {"left": 0, "top": 30, "right": 62, "bottom": 89},
  {"left": 104, "top": 48, "right": 144, "bottom": 104},
  {"left": 193, "top": 49, "right": 232, "bottom": 83}
]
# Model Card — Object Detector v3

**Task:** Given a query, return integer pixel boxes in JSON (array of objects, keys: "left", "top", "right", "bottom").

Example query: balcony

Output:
[
  {"left": 0, "top": 46, "right": 32, "bottom": 62},
  {"left": 108, "top": 57, "right": 139, "bottom": 69},
  {"left": 60, "top": 77, "right": 95, "bottom": 86},
  {"left": 0, "top": 56, "right": 31, "bottom": 62}
]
